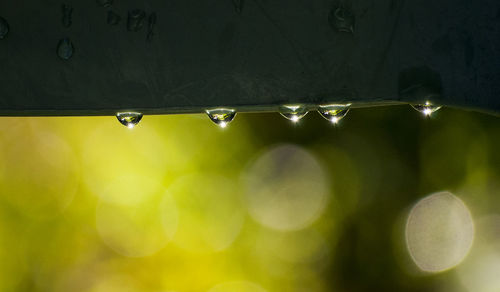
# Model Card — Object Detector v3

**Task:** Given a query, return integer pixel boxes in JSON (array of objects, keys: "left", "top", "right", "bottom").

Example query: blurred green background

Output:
[{"left": 0, "top": 105, "right": 499, "bottom": 292}]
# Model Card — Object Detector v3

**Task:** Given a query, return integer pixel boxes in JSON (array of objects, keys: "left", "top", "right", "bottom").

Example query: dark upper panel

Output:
[{"left": 0, "top": 0, "right": 498, "bottom": 116}]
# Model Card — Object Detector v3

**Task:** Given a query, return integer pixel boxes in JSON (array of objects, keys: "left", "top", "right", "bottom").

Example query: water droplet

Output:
[
  {"left": 116, "top": 112, "right": 143, "bottom": 128},
  {"left": 127, "top": 9, "right": 146, "bottom": 32},
  {"left": 61, "top": 4, "right": 73, "bottom": 28},
  {"left": 206, "top": 108, "right": 236, "bottom": 128},
  {"left": 57, "top": 38, "right": 74, "bottom": 60},
  {"left": 279, "top": 105, "right": 309, "bottom": 122},
  {"left": 232, "top": 0, "right": 245, "bottom": 14},
  {"left": 96, "top": 0, "right": 113, "bottom": 8},
  {"left": 107, "top": 10, "right": 121, "bottom": 26},
  {"left": 318, "top": 104, "right": 351, "bottom": 124},
  {"left": 411, "top": 101, "right": 442, "bottom": 116},
  {"left": 329, "top": 7, "right": 355, "bottom": 33},
  {"left": 0, "top": 17, "right": 9, "bottom": 40}
]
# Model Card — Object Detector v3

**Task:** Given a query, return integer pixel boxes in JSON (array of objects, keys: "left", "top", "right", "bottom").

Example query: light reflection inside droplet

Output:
[
  {"left": 206, "top": 108, "right": 236, "bottom": 128},
  {"left": 116, "top": 112, "right": 143, "bottom": 128},
  {"left": 318, "top": 104, "right": 351, "bottom": 124},
  {"left": 279, "top": 105, "right": 309, "bottom": 122},
  {"left": 411, "top": 101, "right": 442, "bottom": 117}
]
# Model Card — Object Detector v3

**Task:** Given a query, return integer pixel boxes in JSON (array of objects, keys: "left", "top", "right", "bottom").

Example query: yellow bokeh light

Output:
[
  {"left": 0, "top": 105, "right": 497, "bottom": 291},
  {"left": 96, "top": 186, "right": 178, "bottom": 257},
  {"left": 241, "top": 144, "right": 330, "bottom": 231},
  {"left": 207, "top": 281, "right": 267, "bottom": 292},
  {"left": 0, "top": 122, "right": 79, "bottom": 218},
  {"left": 255, "top": 228, "right": 329, "bottom": 264},
  {"left": 455, "top": 214, "right": 500, "bottom": 292},
  {"left": 167, "top": 173, "right": 245, "bottom": 253},
  {"left": 85, "top": 274, "right": 142, "bottom": 292},
  {"left": 81, "top": 119, "right": 191, "bottom": 204}
]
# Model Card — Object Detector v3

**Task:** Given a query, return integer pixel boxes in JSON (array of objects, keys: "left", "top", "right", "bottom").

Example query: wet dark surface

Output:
[{"left": 0, "top": 0, "right": 498, "bottom": 115}]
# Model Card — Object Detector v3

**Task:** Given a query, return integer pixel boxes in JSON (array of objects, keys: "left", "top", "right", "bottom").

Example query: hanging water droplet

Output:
[
  {"left": 279, "top": 105, "right": 309, "bottom": 122},
  {"left": 232, "top": 0, "right": 245, "bottom": 14},
  {"left": 318, "top": 104, "right": 351, "bottom": 124},
  {"left": 411, "top": 101, "right": 442, "bottom": 116},
  {"left": 206, "top": 108, "right": 236, "bottom": 128},
  {"left": 0, "top": 16, "right": 10, "bottom": 40},
  {"left": 57, "top": 38, "right": 74, "bottom": 60},
  {"left": 116, "top": 112, "right": 143, "bottom": 128}
]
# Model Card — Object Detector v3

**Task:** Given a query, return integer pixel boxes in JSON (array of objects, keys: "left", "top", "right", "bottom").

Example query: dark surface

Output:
[{"left": 0, "top": 0, "right": 498, "bottom": 116}]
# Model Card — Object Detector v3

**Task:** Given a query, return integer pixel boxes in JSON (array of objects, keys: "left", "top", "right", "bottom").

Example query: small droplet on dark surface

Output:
[
  {"left": 116, "top": 112, "right": 143, "bottom": 128},
  {"left": 206, "top": 108, "right": 237, "bottom": 128},
  {"left": 57, "top": 38, "right": 74, "bottom": 60},
  {"left": 232, "top": 0, "right": 245, "bottom": 14},
  {"left": 96, "top": 0, "right": 113, "bottom": 8},
  {"left": 329, "top": 7, "right": 355, "bottom": 33},
  {"left": 61, "top": 4, "right": 73, "bottom": 28},
  {"left": 411, "top": 101, "right": 442, "bottom": 116},
  {"left": 0, "top": 17, "right": 9, "bottom": 39},
  {"left": 107, "top": 10, "right": 121, "bottom": 25},
  {"left": 127, "top": 9, "right": 146, "bottom": 32},
  {"left": 279, "top": 105, "right": 309, "bottom": 122},
  {"left": 146, "top": 13, "right": 157, "bottom": 41},
  {"left": 318, "top": 104, "right": 351, "bottom": 124}
]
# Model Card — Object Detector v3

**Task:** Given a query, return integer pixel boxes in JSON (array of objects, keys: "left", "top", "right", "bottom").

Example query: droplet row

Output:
[
  {"left": 278, "top": 104, "right": 352, "bottom": 124},
  {"left": 115, "top": 102, "right": 441, "bottom": 129}
]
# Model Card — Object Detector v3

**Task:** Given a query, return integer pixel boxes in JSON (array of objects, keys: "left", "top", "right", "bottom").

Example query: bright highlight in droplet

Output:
[
  {"left": 116, "top": 112, "right": 143, "bottom": 128},
  {"left": 318, "top": 104, "right": 351, "bottom": 124},
  {"left": 411, "top": 101, "right": 442, "bottom": 116},
  {"left": 206, "top": 108, "right": 236, "bottom": 128},
  {"left": 279, "top": 105, "right": 309, "bottom": 122},
  {"left": 405, "top": 191, "right": 474, "bottom": 273}
]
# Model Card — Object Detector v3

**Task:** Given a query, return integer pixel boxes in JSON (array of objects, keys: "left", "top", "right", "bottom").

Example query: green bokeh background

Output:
[{"left": 0, "top": 105, "right": 499, "bottom": 291}]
